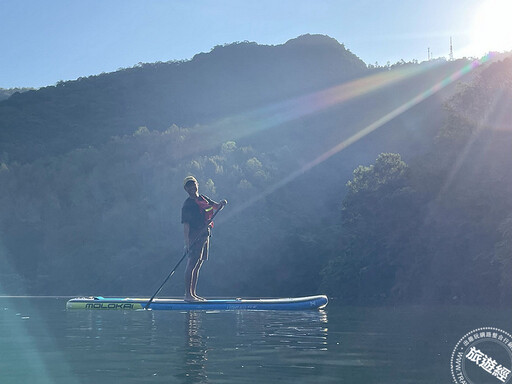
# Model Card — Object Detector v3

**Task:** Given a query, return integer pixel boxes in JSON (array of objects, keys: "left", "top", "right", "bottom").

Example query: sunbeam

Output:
[
  {"left": 434, "top": 67, "right": 504, "bottom": 203},
  {"left": 218, "top": 54, "right": 495, "bottom": 222},
  {"left": 181, "top": 62, "right": 438, "bottom": 159},
  {"left": 0, "top": 237, "right": 79, "bottom": 383}
]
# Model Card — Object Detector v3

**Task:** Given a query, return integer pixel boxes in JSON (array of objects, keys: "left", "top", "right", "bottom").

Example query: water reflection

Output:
[
  {"left": 264, "top": 310, "right": 329, "bottom": 351},
  {"left": 63, "top": 304, "right": 330, "bottom": 383},
  {"left": 178, "top": 309, "right": 329, "bottom": 383},
  {"left": 231, "top": 310, "right": 329, "bottom": 375},
  {"left": 232, "top": 309, "right": 329, "bottom": 348},
  {"left": 13, "top": 299, "right": 512, "bottom": 383},
  {"left": 182, "top": 311, "right": 208, "bottom": 384}
]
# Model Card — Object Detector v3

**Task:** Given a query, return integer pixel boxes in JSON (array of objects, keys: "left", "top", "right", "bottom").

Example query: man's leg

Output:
[
  {"left": 191, "top": 238, "right": 208, "bottom": 300},
  {"left": 190, "top": 259, "right": 204, "bottom": 299},
  {"left": 184, "top": 257, "right": 197, "bottom": 301},
  {"left": 185, "top": 242, "right": 201, "bottom": 301}
]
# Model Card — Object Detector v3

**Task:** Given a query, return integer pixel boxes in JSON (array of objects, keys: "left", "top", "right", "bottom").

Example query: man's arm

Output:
[{"left": 202, "top": 195, "right": 227, "bottom": 210}]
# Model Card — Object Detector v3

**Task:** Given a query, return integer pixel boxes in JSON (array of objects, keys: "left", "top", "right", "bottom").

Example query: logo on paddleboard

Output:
[{"left": 451, "top": 327, "right": 512, "bottom": 384}]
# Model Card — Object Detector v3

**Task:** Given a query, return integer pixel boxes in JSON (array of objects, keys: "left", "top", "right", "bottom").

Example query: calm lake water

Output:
[{"left": 0, "top": 297, "right": 510, "bottom": 384}]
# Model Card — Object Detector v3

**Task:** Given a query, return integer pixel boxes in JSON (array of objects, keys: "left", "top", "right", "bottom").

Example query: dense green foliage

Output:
[
  {"left": 0, "top": 35, "right": 510, "bottom": 305},
  {"left": 0, "top": 126, "right": 284, "bottom": 295},
  {"left": 322, "top": 58, "right": 512, "bottom": 305}
]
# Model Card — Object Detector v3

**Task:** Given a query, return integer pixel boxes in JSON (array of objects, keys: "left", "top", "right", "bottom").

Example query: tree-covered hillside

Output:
[
  {"left": 0, "top": 35, "right": 509, "bottom": 305},
  {"left": 322, "top": 58, "right": 512, "bottom": 305},
  {"left": 0, "top": 34, "right": 368, "bottom": 163},
  {"left": 0, "top": 88, "right": 33, "bottom": 102}
]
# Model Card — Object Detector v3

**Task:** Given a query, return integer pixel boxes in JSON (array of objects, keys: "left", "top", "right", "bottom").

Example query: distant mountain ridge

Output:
[
  {"left": 0, "top": 87, "right": 34, "bottom": 101},
  {"left": 0, "top": 34, "right": 368, "bottom": 162}
]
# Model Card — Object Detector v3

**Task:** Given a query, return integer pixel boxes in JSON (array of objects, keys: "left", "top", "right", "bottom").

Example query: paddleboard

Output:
[{"left": 66, "top": 295, "right": 328, "bottom": 310}]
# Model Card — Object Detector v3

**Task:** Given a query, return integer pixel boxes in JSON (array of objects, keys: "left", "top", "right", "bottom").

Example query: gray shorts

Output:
[{"left": 189, "top": 236, "right": 209, "bottom": 261}]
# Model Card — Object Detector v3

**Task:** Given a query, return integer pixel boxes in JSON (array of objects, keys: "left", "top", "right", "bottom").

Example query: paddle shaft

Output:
[{"left": 144, "top": 205, "right": 224, "bottom": 309}]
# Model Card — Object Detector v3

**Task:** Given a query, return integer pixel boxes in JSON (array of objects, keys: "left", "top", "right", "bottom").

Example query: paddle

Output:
[{"left": 144, "top": 203, "right": 225, "bottom": 310}]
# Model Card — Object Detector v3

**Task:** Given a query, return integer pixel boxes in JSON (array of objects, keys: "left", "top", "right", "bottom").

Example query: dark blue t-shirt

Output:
[{"left": 181, "top": 194, "right": 215, "bottom": 232}]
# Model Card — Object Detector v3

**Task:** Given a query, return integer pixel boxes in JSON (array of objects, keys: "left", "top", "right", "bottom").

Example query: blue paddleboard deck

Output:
[{"left": 66, "top": 295, "right": 328, "bottom": 310}]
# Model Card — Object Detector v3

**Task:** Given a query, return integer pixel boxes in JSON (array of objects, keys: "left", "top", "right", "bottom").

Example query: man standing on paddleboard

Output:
[{"left": 182, "top": 176, "right": 227, "bottom": 302}]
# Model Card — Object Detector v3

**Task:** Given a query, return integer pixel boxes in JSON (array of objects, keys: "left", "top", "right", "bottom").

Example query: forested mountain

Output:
[
  {"left": 321, "top": 57, "right": 512, "bottom": 304},
  {"left": 0, "top": 34, "right": 367, "bottom": 163},
  {"left": 0, "top": 88, "right": 33, "bottom": 102},
  {"left": 0, "top": 35, "right": 510, "bottom": 305}
]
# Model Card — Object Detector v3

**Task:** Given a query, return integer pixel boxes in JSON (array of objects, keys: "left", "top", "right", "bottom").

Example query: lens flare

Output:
[
  {"left": 184, "top": 63, "right": 435, "bottom": 158},
  {"left": 219, "top": 54, "right": 494, "bottom": 221}
]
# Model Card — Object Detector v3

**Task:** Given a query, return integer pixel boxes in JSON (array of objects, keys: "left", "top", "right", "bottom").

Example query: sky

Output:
[{"left": 1, "top": 0, "right": 511, "bottom": 89}]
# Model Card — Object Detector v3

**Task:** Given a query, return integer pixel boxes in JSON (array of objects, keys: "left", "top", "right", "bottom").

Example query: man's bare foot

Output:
[{"left": 193, "top": 295, "right": 206, "bottom": 301}]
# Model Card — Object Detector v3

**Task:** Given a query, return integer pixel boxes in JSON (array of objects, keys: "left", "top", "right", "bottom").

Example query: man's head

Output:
[{"left": 183, "top": 176, "right": 198, "bottom": 195}]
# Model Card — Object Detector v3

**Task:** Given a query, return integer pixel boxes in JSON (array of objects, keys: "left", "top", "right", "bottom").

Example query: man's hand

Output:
[{"left": 220, "top": 199, "right": 228, "bottom": 207}]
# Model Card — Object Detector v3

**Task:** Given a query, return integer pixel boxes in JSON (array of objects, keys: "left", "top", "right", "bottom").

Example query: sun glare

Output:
[{"left": 470, "top": 0, "right": 512, "bottom": 56}]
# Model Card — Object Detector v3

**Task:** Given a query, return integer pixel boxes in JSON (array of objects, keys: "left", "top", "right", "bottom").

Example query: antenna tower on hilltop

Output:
[{"left": 449, "top": 37, "right": 454, "bottom": 61}]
